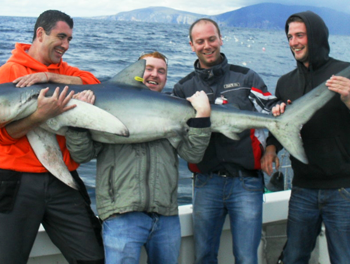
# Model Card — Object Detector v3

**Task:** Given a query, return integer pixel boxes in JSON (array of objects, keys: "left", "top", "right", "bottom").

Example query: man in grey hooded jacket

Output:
[{"left": 66, "top": 51, "right": 211, "bottom": 264}]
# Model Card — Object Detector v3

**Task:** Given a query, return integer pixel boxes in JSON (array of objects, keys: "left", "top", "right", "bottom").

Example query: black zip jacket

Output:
[
  {"left": 266, "top": 11, "right": 350, "bottom": 188},
  {"left": 173, "top": 54, "right": 277, "bottom": 173}
]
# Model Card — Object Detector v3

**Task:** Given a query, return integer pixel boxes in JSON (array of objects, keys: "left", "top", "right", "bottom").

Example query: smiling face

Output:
[
  {"left": 288, "top": 21, "right": 309, "bottom": 68},
  {"left": 142, "top": 56, "right": 167, "bottom": 92},
  {"left": 36, "top": 21, "right": 73, "bottom": 66},
  {"left": 189, "top": 20, "right": 223, "bottom": 69}
]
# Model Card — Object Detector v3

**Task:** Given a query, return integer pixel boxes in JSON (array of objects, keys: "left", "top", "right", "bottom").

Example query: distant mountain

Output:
[
  {"left": 215, "top": 3, "right": 350, "bottom": 35},
  {"left": 93, "top": 3, "right": 350, "bottom": 35},
  {"left": 95, "top": 6, "right": 203, "bottom": 25}
]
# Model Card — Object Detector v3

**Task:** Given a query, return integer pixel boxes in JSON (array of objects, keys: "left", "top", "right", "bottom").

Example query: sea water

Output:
[{"left": 1, "top": 16, "right": 350, "bottom": 212}]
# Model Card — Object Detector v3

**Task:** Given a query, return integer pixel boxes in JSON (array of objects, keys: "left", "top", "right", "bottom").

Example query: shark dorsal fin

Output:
[{"left": 105, "top": 59, "right": 148, "bottom": 89}]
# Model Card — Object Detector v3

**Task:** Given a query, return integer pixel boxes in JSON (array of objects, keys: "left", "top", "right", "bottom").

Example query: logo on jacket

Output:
[
  {"left": 224, "top": 82, "right": 240, "bottom": 89},
  {"left": 215, "top": 96, "right": 228, "bottom": 105}
]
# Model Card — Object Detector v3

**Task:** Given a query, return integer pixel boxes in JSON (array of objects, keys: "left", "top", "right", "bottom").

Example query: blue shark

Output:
[{"left": 1, "top": 60, "right": 350, "bottom": 189}]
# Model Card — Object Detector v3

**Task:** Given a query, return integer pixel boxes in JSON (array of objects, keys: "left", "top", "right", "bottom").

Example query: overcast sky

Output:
[{"left": 1, "top": 0, "right": 349, "bottom": 17}]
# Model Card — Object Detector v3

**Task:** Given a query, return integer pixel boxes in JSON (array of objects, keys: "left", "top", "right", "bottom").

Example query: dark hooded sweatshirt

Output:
[{"left": 266, "top": 11, "right": 350, "bottom": 188}]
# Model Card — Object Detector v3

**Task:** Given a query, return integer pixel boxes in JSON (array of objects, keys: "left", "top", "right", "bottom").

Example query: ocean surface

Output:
[{"left": 1, "top": 16, "right": 350, "bottom": 212}]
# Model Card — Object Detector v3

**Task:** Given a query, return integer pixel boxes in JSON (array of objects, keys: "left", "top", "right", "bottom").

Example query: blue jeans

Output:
[
  {"left": 193, "top": 173, "right": 264, "bottom": 264},
  {"left": 102, "top": 212, "right": 180, "bottom": 264},
  {"left": 283, "top": 186, "right": 350, "bottom": 264}
]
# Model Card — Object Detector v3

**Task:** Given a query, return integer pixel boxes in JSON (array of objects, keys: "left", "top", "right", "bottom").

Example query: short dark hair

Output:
[
  {"left": 32, "top": 10, "right": 74, "bottom": 41},
  {"left": 286, "top": 15, "right": 304, "bottom": 25},
  {"left": 286, "top": 15, "right": 304, "bottom": 33},
  {"left": 189, "top": 18, "right": 221, "bottom": 42}
]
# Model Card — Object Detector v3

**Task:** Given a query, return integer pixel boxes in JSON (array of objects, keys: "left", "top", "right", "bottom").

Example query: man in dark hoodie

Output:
[{"left": 261, "top": 11, "right": 350, "bottom": 263}]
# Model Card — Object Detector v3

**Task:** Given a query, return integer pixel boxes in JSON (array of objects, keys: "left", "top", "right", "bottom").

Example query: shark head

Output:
[{"left": 0, "top": 87, "right": 40, "bottom": 127}]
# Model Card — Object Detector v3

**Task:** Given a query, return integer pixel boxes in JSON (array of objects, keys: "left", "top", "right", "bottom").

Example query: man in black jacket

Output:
[
  {"left": 173, "top": 18, "right": 277, "bottom": 264},
  {"left": 261, "top": 11, "right": 350, "bottom": 263}
]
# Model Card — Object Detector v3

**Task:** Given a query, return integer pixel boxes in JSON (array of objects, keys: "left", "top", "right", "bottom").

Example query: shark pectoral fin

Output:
[
  {"left": 211, "top": 126, "right": 240, "bottom": 140},
  {"left": 220, "top": 131, "right": 240, "bottom": 141},
  {"left": 45, "top": 99, "right": 129, "bottom": 137},
  {"left": 27, "top": 127, "right": 79, "bottom": 190},
  {"left": 167, "top": 136, "right": 181, "bottom": 149}
]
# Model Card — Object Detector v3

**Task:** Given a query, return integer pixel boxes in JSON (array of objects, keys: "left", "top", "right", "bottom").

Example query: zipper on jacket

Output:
[
  {"left": 108, "top": 166, "right": 115, "bottom": 203},
  {"left": 143, "top": 144, "right": 151, "bottom": 211}
]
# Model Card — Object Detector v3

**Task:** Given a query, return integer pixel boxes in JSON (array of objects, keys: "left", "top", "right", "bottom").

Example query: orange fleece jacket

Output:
[{"left": 0, "top": 43, "right": 100, "bottom": 173}]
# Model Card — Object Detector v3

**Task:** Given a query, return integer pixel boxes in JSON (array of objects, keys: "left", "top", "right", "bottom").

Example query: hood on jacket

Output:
[
  {"left": 8, "top": 43, "right": 63, "bottom": 72},
  {"left": 285, "top": 11, "right": 330, "bottom": 71}
]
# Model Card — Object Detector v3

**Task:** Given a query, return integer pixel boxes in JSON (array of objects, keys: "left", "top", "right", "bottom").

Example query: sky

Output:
[{"left": 0, "top": 0, "right": 349, "bottom": 17}]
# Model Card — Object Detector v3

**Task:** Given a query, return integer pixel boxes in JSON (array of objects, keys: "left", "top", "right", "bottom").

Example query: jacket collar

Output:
[{"left": 194, "top": 53, "right": 228, "bottom": 80}]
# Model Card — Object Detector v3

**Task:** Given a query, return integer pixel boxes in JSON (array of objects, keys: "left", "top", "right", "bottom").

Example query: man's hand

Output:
[
  {"left": 13, "top": 72, "right": 84, "bottom": 87},
  {"left": 73, "top": 90, "right": 95, "bottom": 104},
  {"left": 186, "top": 91, "right": 211, "bottom": 118},
  {"left": 5, "top": 86, "right": 76, "bottom": 139},
  {"left": 31, "top": 86, "right": 76, "bottom": 123},
  {"left": 13, "top": 72, "right": 49, "bottom": 87},
  {"left": 326, "top": 75, "right": 350, "bottom": 109},
  {"left": 261, "top": 145, "right": 279, "bottom": 176},
  {"left": 272, "top": 100, "right": 292, "bottom": 116}
]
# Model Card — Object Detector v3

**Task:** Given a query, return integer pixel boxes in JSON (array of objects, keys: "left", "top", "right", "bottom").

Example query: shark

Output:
[{"left": 1, "top": 60, "right": 350, "bottom": 189}]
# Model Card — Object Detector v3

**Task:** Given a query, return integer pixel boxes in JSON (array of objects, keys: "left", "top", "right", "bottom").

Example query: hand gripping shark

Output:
[
  {"left": 1, "top": 60, "right": 350, "bottom": 189},
  {"left": 0, "top": 84, "right": 130, "bottom": 189}
]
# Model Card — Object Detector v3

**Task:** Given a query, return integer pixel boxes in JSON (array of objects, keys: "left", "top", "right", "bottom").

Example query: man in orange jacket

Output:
[{"left": 0, "top": 10, "right": 104, "bottom": 264}]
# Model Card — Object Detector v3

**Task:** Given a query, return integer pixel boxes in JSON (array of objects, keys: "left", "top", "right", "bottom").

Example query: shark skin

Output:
[
  {"left": 0, "top": 95, "right": 130, "bottom": 190},
  {"left": 1, "top": 60, "right": 350, "bottom": 189},
  {"left": 0, "top": 93, "right": 130, "bottom": 190},
  {"left": 27, "top": 127, "right": 80, "bottom": 189}
]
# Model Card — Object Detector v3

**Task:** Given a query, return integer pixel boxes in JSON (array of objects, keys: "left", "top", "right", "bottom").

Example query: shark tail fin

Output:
[
  {"left": 105, "top": 59, "right": 148, "bottom": 89},
  {"left": 265, "top": 65, "right": 350, "bottom": 164},
  {"left": 27, "top": 127, "right": 80, "bottom": 190},
  {"left": 266, "top": 113, "right": 307, "bottom": 164}
]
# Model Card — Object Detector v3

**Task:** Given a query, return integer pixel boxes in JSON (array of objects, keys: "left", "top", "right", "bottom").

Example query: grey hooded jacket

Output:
[{"left": 66, "top": 122, "right": 211, "bottom": 220}]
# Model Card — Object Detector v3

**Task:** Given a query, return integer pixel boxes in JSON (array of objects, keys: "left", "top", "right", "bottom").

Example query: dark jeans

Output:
[
  {"left": 283, "top": 186, "right": 350, "bottom": 264},
  {"left": 193, "top": 172, "right": 264, "bottom": 264},
  {"left": 0, "top": 170, "right": 104, "bottom": 264}
]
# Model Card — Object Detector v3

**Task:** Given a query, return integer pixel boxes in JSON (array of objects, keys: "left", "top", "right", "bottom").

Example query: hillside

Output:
[
  {"left": 92, "top": 3, "right": 350, "bottom": 35},
  {"left": 215, "top": 3, "right": 350, "bottom": 35}
]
